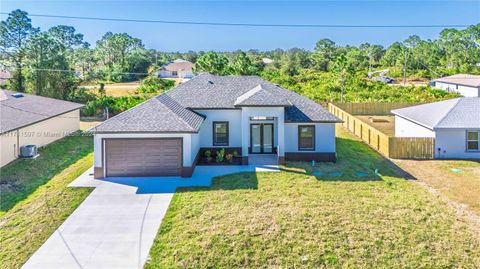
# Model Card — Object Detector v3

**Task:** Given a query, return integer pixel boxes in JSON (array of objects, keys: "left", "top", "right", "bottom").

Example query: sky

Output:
[{"left": 1, "top": 0, "right": 479, "bottom": 51}]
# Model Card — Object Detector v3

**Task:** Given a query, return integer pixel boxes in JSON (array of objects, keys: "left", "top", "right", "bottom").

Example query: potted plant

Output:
[
  {"left": 225, "top": 153, "right": 234, "bottom": 163},
  {"left": 216, "top": 148, "right": 225, "bottom": 163},
  {"left": 204, "top": 150, "right": 212, "bottom": 163}
]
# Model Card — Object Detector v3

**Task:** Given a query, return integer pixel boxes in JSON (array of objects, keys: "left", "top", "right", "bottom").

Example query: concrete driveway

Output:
[{"left": 22, "top": 165, "right": 278, "bottom": 269}]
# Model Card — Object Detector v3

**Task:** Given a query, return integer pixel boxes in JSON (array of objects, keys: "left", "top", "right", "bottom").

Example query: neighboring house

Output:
[
  {"left": 0, "top": 69, "right": 12, "bottom": 85},
  {"left": 157, "top": 59, "right": 194, "bottom": 79},
  {"left": 92, "top": 73, "right": 341, "bottom": 178},
  {"left": 432, "top": 74, "right": 480, "bottom": 97},
  {"left": 0, "top": 90, "right": 84, "bottom": 167},
  {"left": 392, "top": 98, "right": 480, "bottom": 159},
  {"left": 262, "top": 58, "right": 274, "bottom": 65}
]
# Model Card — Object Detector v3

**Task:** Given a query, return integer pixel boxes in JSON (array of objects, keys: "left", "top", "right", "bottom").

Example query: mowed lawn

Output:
[
  {"left": 394, "top": 158, "right": 480, "bottom": 215},
  {"left": 0, "top": 134, "right": 94, "bottom": 269},
  {"left": 146, "top": 128, "right": 480, "bottom": 268}
]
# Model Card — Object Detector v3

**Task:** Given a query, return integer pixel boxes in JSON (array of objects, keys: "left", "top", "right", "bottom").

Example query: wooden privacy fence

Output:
[
  {"left": 329, "top": 103, "right": 434, "bottom": 159},
  {"left": 333, "top": 102, "right": 421, "bottom": 115}
]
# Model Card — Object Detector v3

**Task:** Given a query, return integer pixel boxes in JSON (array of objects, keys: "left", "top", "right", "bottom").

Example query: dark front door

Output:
[{"left": 250, "top": 123, "right": 274, "bottom": 154}]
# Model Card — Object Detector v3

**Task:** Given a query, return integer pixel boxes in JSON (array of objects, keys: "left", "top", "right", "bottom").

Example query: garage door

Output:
[{"left": 105, "top": 138, "right": 182, "bottom": 177}]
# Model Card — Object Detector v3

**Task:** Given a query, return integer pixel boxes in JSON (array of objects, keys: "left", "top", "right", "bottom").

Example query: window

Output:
[
  {"left": 172, "top": 71, "right": 178, "bottom": 76},
  {"left": 466, "top": 131, "right": 479, "bottom": 151},
  {"left": 213, "top": 122, "right": 229, "bottom": 146},
  {"left": 298, "top": 125, "right": 315, "bottom": 151}
]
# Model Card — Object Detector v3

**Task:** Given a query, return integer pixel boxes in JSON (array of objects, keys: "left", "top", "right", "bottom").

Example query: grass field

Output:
[
  {"left": 145, "top": 128, "right": 480, "bottom": 268},
  {"left": 394, "top": 158, "right": 480, "bottom": 215},
  {"left": 0, "top": 135, "right": 94, "bottom": 269}
]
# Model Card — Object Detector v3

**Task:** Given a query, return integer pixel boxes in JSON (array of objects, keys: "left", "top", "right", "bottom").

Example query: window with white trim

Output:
[{"left": 466, "top": 131, "right": 479, "bottom": 151}]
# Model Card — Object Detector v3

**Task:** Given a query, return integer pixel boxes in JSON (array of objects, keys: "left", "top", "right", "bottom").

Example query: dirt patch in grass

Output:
[
  {"left": 394, "top": 159, "right": 480, "bottom": 216},
  {"left": 145, "top": 127, "right": 480, "bottom": 268}
]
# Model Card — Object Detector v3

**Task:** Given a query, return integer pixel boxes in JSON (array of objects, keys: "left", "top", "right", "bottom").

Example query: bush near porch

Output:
[{"left": 145, "top": 127, "right": 480, "bottom": 268}]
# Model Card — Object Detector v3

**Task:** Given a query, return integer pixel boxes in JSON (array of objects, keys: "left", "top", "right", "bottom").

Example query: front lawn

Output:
[
  {"left": 146, "top": 128, "right": 480, "bottom": 268},
  {"left": 0, "top": 135, "right": 94, "bottom": 269}
]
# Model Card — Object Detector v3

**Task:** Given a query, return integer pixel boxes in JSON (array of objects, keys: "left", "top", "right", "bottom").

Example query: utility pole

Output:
[{"left": 403, "top": 51, "right": 406, "bottom": 86}]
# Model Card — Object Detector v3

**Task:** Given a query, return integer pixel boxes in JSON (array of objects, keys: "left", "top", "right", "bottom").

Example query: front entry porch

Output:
[{"left": 248, "top": 154, "right": 278, "bottom": 165}]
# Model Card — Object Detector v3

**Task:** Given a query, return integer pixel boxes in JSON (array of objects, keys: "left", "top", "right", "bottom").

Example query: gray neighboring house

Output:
[
  {"left": 0, "top": 90, "right": 83, "bottom": 167},
  {"left": 92, "top": 73, "right": 342, "bottom": 178},
  {"left": 432, "top": 74, "right": 480, "bottom": 97},
  {"left": 392, "top": 97, "right": 480, "bottom": 159}
]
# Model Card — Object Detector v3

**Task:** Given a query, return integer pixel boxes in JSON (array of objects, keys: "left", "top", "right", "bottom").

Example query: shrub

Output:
[
  {"left": 225, "top": 154, "right": 233, "bottom": 163},
  {"left": 215, "top": 148, "right": 225, "bottom": 163},
  {"left": 204, "top": 150, "right": 212, "bottom": 158},
  {"left": 233, "top": 150, "right": 240, "bottom": 158},
  {"left": 136, "top": 76, "right": 175, "bottom": 94}
]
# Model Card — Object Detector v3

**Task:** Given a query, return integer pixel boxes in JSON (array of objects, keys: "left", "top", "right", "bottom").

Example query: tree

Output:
[
  {"left": 332, "top": 53, "right": 355, "bottom": 102},
  {"left": 0, "top": 9, "right": 39, "bottom": 91},
  {"left": 26, "top": 33, "right": 76, "bottom": 99},
  {"left": 95, "top": 32, "right": 144, "bottom": 81},
  {"left": 311, "top": 38, "right": 336, "bottom": 71},
  {"left": 48, "top": 25, "right": 86, "bottom": 48},
  {"left": 194, "top": 51, "right": 229, "bottom": 75},
  {"left": 231, "top": 52, "right": 258, "bottom": 75}
]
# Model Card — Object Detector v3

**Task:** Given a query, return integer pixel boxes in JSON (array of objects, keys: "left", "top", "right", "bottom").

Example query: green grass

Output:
[
  {"left": 0, "top": 133, "right": 93, "bottom": 214},
  {"left": 0, "top": 135, "right": 94, "bottom": 269},
  {"left": 145, "top": 128, "right": 480, "bottom": 268}
]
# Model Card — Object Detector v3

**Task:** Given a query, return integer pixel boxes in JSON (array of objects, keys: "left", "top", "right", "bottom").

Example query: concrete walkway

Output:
[{"left": 22, "top": 165, "right": 278, "bottom": 269}]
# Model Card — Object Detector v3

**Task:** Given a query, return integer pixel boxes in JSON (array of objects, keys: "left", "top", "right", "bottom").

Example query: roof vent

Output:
[
  {"left": 208, "top": 80, "right": 214, "bottom": 84},
  {"left": 11, "top": 93, "right": 24, "bottom": 98}
]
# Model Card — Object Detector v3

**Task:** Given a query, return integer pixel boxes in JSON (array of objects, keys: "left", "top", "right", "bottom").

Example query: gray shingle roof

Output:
[
  {"left": 433, "top": 74, "right": 480, "bottom": 87},
  {"left": 234, "top": 84, "right": 292, "bottom": 107},
  {"left": 93, "top": 94, "right": 205, "bottom": 133},
  {"left": 0, "top": 90, "right": 83, "bottom": 134},
  {"left": 391, "top": 97, "right": 480, "bottom": 129},
  {"left": 94, "top": 73, "right": 340, "bottom": 133},
  {"left": 166, "top": 73, "right": 340, "bottom": 122}
]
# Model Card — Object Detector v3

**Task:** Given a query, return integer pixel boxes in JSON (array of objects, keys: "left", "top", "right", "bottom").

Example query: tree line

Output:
[{"left": 1, "top": 9, "right": 478, "bottom": 105}]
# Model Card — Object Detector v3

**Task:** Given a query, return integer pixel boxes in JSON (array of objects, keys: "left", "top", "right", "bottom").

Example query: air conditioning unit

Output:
[{"left": 19, "top": 145, "right": 38, "bottom": 158}]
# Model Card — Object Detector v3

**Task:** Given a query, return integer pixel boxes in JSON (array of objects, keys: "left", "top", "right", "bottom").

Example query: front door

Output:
[{"left": 250, "top": 123, "right": 274, "bottom": 154}]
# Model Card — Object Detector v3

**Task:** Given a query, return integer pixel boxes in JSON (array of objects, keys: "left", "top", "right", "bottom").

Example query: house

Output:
[
  {"left": 0, "top": 68, "right": 12, "bottom": 85},
  {"left": 157, "top": 59, "right": 195, "bottom": 79},
  {"left": 92, "top": 73, "right": 341, "bottom": 178},
  {"left": 0, "top": 90, "right": 84, "bottom": 167},
  {"left": 392, "top": 98, "right": 480, "bottom": 159},
  {"left": 432, "top": 74, "right": 480, "bottom": 97}
]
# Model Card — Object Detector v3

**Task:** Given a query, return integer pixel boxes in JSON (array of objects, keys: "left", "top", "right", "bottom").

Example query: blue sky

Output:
[{"left": 1, "top": 0, "right": 479, "bottom": 51}]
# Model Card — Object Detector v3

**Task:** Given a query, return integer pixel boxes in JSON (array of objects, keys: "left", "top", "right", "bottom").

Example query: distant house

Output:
[
  {"left": 0, "top": 90, "right": 83, "bottom": 167},
  {"left": 0, "top": 68, "right": 11, "bottom": 85},
  {"left": 392, "top": 98, "right": 480, "bottom": 159},
  {"left": 432, "top": 74, "right": 480, "bottom": 97},
  {"left": 262, "top": 58, "right": 274, "bottom": 65},
  {"left": 157, "top": 59, "right": 194, "bottom": 79}
]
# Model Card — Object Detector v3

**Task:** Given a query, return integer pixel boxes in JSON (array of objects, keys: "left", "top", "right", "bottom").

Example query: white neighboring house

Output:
[
  {"left": 91, "top": 73, "right": 341, "bottom": 179},
  {"left": 157, "top": 59, "right": 194, "bottom": 79},
  {"left": 0, "top": 90, "right": 83, "bottom": 167},
  {"left": 432, "top": 74, "right": 480, "bottom": 97},
  {"left": 392, "top": 98, "right": 480, "bottom": 159}
]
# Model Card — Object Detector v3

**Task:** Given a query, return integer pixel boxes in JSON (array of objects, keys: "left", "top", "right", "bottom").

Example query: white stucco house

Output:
[
  {"left": 157, "top": 59, "right": 194, "bottom": 79},
  {"left": 432, "top": 74, "right": 480, "bottom": 97},
  {"left": 91, "top": 73, "right": 341, "bottom": 178},
  {"left": 392, "top": 98, "right": 480, "bottom": 159},
  {"left": 0, "top": 90, "right": 83, "bottom": 167}
]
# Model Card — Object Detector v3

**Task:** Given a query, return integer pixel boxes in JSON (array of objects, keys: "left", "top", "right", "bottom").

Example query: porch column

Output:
[
  {"left": 277, "top": 113, "right": 285, "bottom": 165},
  {"left": 241, "top": 109, "right": 249, "bottom": 164}
]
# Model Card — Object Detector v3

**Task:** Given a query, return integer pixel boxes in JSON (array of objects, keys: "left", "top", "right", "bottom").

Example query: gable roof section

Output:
[
  {"left": 434, "top": 74, "right": 480, "bottom": 88},
  {"left": 0, "top": 90, "right": 83, "bottom": 134},
  {"left": 234, "top": 84, "right": 292, "bottom": 107},
  {"left": 166, "top": 73, "right": 340, "bottom": 122},
  {"left": 161, "top": 60, "right": 194, "bottom": 72},
  {"left": 93, "top": 94, "right": 205, "bottom": 133},
  {"left": 391, "top": 98, "right": 480, "bottom": 129}
]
